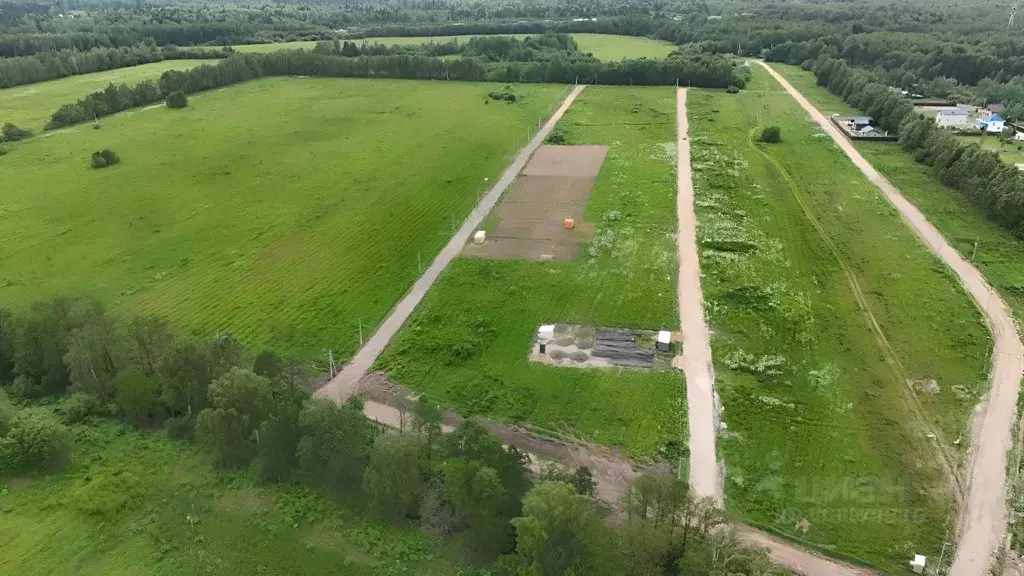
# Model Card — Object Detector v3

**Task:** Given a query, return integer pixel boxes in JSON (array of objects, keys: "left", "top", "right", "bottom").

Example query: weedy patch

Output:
[{"left": 690, "top": 68, "right": 988, "bottom": 574}]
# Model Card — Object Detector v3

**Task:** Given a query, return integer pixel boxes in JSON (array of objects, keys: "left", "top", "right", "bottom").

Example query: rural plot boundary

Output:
[
  {"left": 760, "top": 61, "right": 1024, "bottom": 576},
  {"left": 316, "top": 84, "right": 586, "bottom": 403}
]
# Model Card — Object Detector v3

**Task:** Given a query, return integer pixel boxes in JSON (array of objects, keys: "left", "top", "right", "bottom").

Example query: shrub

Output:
[
  {"left": 91, "top": 149, "right": 120, "bottom": 169},
  {"left": 545, "top": 130, "right": 566, "bottom": 145},
  {"left": 487, "top": 87, "right": 517, "bottom": 102},
  {"left": 759, "top": 126, "right": 782, "bottom": 143},
  {"left": 165, "top": 414, "right": 196, "bottom": 441},
  {"left": 0, "top": 409, "right": 70, "bottom": 474},
  {"left": 726, "top": 85, "right": 740, "bottom": 94},
  {"left": 1, "top": 122, "right": 31, "bottom": 142},
  {"left": 166, "top": 91, "right": 188, "bottom": 109},
  {"left": 0, "top": 147, "right": 7, "bottom": 156},
  {"left": 54, "top": 392, "right": 103, "bottom": 424}
]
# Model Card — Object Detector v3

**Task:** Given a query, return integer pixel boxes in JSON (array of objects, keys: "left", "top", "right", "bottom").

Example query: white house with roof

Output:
[
  {"left": 935, "top": 108, "right": 973, "bottom": 129},
  {"left": 978, "top": 114, "right": 1006, "bottom": 134}
]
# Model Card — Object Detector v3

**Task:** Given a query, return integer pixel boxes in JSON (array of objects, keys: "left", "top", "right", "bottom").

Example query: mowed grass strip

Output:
[
  {"left": 769, "top": 63, "right": 1024, "bottom": 321},
  {"left": 0, "top": 414, "right": 457, "bottom": 576},
  {"left": 0, "top": 60, "right": 208, "bottom": 132},
  {"left": 691, "top": 67, "right": 988, "bottom": 572},
  {"left": 376, "top": 86, "right": 684, "bottom": 459},
  {"left": 234, "top": 34, "right": 676, "bottom": 61},
  {"left": 0, "top": 77, "right": 569, "bottom": 361}
]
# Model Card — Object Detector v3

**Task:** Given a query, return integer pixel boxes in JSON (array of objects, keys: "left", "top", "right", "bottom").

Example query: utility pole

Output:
[
  {"left": 971, "top": 237, "right": 979, "bottom": 262},
  {"left": 1011, "top": 0, "right": 1020, "bottom": 27},
  {"left": 358, "top": 318, "right": 363, "bottom": 347}
]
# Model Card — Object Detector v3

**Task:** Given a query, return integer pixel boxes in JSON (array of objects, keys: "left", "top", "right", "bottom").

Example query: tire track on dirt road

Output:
[
  {"left": 760, "top": 60, "right": 1024, "bottom": 576},
  {"left": 315, "top": 84, "right": 585, "bottom": 404},
  {"left": 674, "top": 87, "right": 723, "bottom": 504}
]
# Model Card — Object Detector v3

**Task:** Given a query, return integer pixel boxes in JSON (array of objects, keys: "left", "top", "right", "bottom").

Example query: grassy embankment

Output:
[
  {"left": 0, "top": 78, "right": 568, "bottom": 362},
  {"left": 0, "top": 397, "right": 459, "bottom": 576},
  {"left": 233, "top": 34, "right": 676, "bottom": 61},
  {"left": 0, "top": 60, "right": 207, "bottom": 132},
  {"left": 377, "top": 87, "right": 685, "bottom": 460},
  {"left": 692, "top": 67, "right": 989, "bottom": 572}
]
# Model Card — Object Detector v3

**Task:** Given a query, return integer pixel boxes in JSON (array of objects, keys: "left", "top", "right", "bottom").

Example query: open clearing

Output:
[
  {"left": 375, "top": 86, "right": 685, "bottom": 459},
  {"left": 0, "top": 60, "right": 207, "bottom": 132},
  {"left": 0, "top": 407, "right": 459, "bottom": 576},
  {"left": 691, "top": 66, "right": 989, "bottom": 572},
  {"left": 233, "top": 34, "right": 676, "bottom": 61},
  {"left": 954, "top": 134, "right": 1024, "bottom": 166},
  {"left": 0, "top": 77, "right": 568, "bottom": 362}
]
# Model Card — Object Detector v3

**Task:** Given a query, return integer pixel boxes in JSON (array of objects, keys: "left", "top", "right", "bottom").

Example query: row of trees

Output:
[
  {"left": 44, "top": 49, "right": 744, "bottom": 130},
  {"left": 803, "top": 54, "right": 1024, "bottom": 237},
  {"left": 0, "top": 296, "right": 786, "bottom": 575},
  {"left": 0, "top": 44, "right": 230, "bottom": 89}
]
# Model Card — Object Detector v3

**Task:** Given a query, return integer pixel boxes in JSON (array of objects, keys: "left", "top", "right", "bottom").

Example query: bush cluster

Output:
[{"left": 90, "top": 149, "right": 120, "bottom": 169}]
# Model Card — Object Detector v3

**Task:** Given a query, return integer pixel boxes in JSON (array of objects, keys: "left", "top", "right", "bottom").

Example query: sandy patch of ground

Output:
[{"left": 463, "top": 144, "right": 607, "bottom": 261}]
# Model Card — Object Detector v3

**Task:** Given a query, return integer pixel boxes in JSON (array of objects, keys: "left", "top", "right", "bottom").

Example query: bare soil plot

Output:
[{"left": 464, "top": 144, "right": 607, "bottom": 261}]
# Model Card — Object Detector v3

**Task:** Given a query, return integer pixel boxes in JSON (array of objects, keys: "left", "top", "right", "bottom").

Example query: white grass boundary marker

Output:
[{"left": 316, "top": 84, "right": 586, "bottom": 403}]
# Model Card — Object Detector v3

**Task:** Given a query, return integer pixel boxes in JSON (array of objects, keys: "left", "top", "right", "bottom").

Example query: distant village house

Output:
[{"left": 977, "top": 114, "right": 1006, "bottom": 134}]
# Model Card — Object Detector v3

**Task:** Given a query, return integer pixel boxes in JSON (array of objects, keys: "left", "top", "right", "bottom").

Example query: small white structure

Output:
[
  {"left": 909, "top": 554, "right": 927, "bottom": 574},
  {"left": 935, "top": 107, "right": 973, "bottom": 129},
  {"left": 656, "top": 330, "right": 671, "bottom": 352},
  {"left": 538, "top": 325, "right": 555, "bottom": 342},
  {"left": 473, "top": 230, "right": 486, "bottom": 244},
  {"left": 1014, "top": 131, "right": 1024, "bottom": 141}
]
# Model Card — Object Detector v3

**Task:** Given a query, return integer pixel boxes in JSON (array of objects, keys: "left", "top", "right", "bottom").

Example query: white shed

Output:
[
  {"left": 909, "top": 554, "right": 926, "bottom": 574},
  {"left": 657, "top": 330, "right": 671, "bottom": 352}
]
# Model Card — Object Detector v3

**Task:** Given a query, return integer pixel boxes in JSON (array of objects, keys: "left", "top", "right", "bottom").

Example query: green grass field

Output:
[
  {"left": 0, "top": 60, "right": 207, "bottom": 132},
  {"left": 769, "top": 62, "right": 1024, "bottom": 321},
  {"left": 694, "top": 67, "right": 989, "bottom": 572},
  {"left": 233, "top": 34, "right": 676, "bottom": 61},
  {"left": 0, "top": 77, "right": 568, "bottom": 363},
  {"left": 954, "top": 134, "right": 1024, "bottom": 165},
  {"left": 0, "top": 405, "right": 458, "bottom": 576},
  {"left": 376, "top": 86, "right": 685, "bottom": 459}
]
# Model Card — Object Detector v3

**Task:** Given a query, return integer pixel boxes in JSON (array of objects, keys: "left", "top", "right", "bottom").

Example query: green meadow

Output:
[
  {"left": 376, "top": 86, "right": 685, "bottom": 459},
  {"left": 234, "top": 33, "right": 676, "bottom": 61},
  {"left": 0, "top": 77, "right": 568, "bottom": 362},
  {"left": 0, "top": 60, "right": 207, "bottom": 132},
  {"left": 692, "top": 67, "right": 989, "bottom": 572}
]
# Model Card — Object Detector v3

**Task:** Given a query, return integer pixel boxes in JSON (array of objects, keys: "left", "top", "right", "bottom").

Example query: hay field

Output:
[{"left": 0, "top": 77, "right": 568, "bottom": 362}]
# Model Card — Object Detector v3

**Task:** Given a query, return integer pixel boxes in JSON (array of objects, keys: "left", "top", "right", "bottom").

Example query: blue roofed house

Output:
[{"left": 977, "top": 114, "right": 1006, "bottom": 134}]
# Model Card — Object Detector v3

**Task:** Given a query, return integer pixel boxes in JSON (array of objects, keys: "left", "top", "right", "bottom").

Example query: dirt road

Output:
[
  {"left": 315, "top": 84, "right": 586, "bottom": 404},
  {"left": 760, "top": 61, "right": 1024, "bottom": 576},
  {"left": 674, "top": 87, "right": 722, "bottom": 504}
]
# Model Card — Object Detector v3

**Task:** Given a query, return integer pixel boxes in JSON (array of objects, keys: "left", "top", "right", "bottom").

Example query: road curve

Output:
[
  {"left": 759, "top": 61, "right": 1024, "bottom": 576},
  {"left": 315, "top": 84, "right": 586, "bottom": 404},
  {"left": 674, "top": 87, "right": 723, "bottom": 503}
]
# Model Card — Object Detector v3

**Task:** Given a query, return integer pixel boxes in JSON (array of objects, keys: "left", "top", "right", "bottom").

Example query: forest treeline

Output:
[
  {"left": 43, "top": 47, "right": 745, "bottom": 130},
  {"left": 0, "top": 296, "right": 787, "bottom": 576},
  {"left": 0, "top": 44, "right": 230, "bottom": 89},
  {"left": 786, "top": 54, "right": 1024, "bottom": 238}
]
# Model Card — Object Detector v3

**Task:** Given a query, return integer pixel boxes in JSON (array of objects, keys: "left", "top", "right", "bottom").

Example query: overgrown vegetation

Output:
[
  {"left": 165, "top": 90, "right": 188, "bottom": 109},
  {"left": 378, "top": 87, "right": 685, "bottom": 459},
  {"left": 690, "top": 67, "right": 989, "bottom": 572},
  {"left": 0, "top": 294, "right": 783, "bottom": 576}
]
